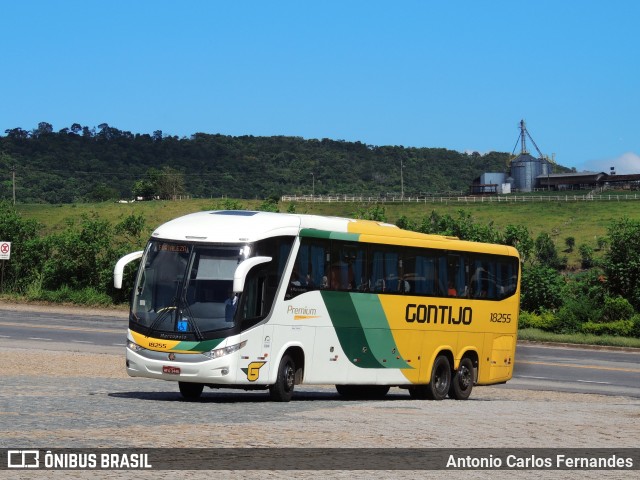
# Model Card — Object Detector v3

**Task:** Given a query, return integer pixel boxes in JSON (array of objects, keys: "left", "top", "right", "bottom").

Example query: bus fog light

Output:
[{"left": 221, "top": 369, "right": 229, "bottom": 375}]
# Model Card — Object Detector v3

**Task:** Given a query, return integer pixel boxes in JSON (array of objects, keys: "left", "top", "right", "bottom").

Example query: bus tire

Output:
[
  {"left": 426, "top": 354, "right": 451, "bottom": 400},
  {"left": 449, "top": 357, "right": 474, "bottom": 400},
  {"left": 179, "top": 382, "right": 204, "bottom": 400},
  {"left": 269, "top": 354, "right": 296, "bottom": 402}
]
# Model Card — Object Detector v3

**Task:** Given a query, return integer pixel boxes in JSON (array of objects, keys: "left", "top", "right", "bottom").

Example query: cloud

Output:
[{"left": 577, "top": 152, "right": 640, "bottom": 175}]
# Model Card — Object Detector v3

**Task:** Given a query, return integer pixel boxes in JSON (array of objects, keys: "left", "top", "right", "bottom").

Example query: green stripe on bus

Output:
[
  {"left": 321, "top": 291, "right": 408, "bottom": 369},
  {"left": 175, "top": 338, "right": 224, "bottom": 352},
  {"left": 300, "top": 229, "right": 360, "bottom": 242},
  {"left": 321, "top": 291, "right": 382, "bottom": 368},
  {"left": 350, "top": 295, "right": 411, "bottom": 369}
]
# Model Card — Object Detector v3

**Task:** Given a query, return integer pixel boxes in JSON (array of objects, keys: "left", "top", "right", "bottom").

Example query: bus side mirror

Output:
[
  {"left": 233, "top": 256, "right": 272, "bottom": 293},
  {"left": 113, "top": 251, "right": 144, "bottom": 289}
]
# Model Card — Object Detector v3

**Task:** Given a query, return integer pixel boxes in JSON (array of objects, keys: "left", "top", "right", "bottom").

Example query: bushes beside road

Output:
[{"left": 0, "top": 201, "right": 145, "bottom": 305}]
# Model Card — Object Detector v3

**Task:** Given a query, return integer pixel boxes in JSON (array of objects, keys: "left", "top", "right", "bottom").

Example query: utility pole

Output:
[{"left": 400, "top": 158, "right": 404, "bottom": 200}]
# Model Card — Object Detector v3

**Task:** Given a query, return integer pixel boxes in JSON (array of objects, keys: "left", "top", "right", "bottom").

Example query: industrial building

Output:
[{"left": 471, "top": 120, "right": 640, "bottom": 194}]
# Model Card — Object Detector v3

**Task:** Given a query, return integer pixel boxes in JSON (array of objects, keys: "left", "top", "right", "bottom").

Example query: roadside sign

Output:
[{"left": 0, "top": 241, "right": 11, "bottom": 260}]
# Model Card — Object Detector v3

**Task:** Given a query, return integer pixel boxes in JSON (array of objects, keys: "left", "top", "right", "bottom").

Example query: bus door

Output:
[{"left": 236, "top": 261, "right": 275, "bottom": 385}]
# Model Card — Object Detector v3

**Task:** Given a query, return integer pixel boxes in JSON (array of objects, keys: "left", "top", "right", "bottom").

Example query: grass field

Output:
[{"left": 16, "top": 195, "right": 640, "bottom": 268}]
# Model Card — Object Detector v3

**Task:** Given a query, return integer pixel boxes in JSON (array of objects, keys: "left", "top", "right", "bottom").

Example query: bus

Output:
[{"left": 113, "top": 210, "right": 520, "bottom": 402}]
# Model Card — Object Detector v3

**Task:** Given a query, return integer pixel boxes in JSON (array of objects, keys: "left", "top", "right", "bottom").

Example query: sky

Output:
[{"left": 2, "top": 0, "right": 639, "bottom": 174}]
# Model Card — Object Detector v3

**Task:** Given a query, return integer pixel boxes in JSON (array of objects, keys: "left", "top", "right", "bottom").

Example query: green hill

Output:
[{"left": 2, "top": 122, "right": 517, "bottom": 203}]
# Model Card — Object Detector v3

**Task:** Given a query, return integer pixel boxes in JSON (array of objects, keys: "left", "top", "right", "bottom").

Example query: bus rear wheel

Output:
[
  {"left": 269, "top": 354, "right": 296, "bottom": 402},
  {"left": 179, "top": 382, "right": 204, "bottom": 400},
  {"left": 449, "top": 357, "right": 474, "bottom": 400},
  {"left": 425, "top": 354, "right": 451, "bottom": 400}
]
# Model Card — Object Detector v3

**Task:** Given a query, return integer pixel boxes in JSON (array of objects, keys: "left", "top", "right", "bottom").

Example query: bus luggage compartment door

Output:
[{"left": 486, "top": 334, "right": 515, "bottom": 382}]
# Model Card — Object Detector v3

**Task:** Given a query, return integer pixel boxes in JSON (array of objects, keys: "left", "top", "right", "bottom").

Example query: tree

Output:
[
  {"left": 32, "top": 122, "right": 53, "bottom": 138},
  {"left": 565, "top": 236, "right": 575, "bottom": 252},
  {"left": 132, "top": 179, "right": 155, "bottom": 199},
  {"left": 354, "top": 205, "right": 386, "bottom": 222},
  {"left": 520, "top": 264, "right": 565, "bottom": 313},
  {"left": 4, "top": 127, "right": 29, "bottom": 139},
  {"left": 602, "top": 218, "right": 640, "bottom": 309},
  {"left": 88, "top": 183, "right": 119, "bottom": 202},
  {"left": 534, "top": 232, "right": 566, "bottom": 269},
  {"left": 154, "top": 166, "right": 185, "bottom": 200},
  {"left": 579, "top": 244, "right": 595, "bottom": 269},
  {"left": 504, "top": 224, "right": 534, "bottom": 263}
]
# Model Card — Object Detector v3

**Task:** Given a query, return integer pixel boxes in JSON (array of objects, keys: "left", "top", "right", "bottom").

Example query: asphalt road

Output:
[
  {"left": 1, "top": 307, "right": 639, "bottom": 398},
  {"left": 510, "top": 343, "right": 640, "bottom": 398}
]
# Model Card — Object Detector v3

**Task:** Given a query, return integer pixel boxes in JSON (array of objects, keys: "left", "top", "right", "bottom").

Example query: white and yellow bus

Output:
[{"left": 114, "top": 210, "right": 520, "bottom": 401}]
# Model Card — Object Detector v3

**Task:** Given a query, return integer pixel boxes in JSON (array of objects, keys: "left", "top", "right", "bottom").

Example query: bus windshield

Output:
[{"left": 131, "top": 240, "right": 247, "bottom": 337}]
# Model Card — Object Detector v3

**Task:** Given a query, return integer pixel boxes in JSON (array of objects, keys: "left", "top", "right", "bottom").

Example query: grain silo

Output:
[{"left": 509, "top": 120, "right": 551, "bottom": 192}]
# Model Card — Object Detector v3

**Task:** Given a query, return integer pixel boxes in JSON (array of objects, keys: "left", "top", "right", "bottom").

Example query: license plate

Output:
[{"left": 163, "top": 366, "right": 181, "bottom": 375}]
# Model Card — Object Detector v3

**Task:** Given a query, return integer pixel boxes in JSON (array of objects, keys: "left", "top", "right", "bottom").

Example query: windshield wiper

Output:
[
  {"left": 146, "top": 279, "right": 182, "bottom": 335},
  {"left": 147, "top": 304, "right": 176, "bottom": 335},
  {"left": 178, "top": 291, "right": 204, "bottom": 341}
]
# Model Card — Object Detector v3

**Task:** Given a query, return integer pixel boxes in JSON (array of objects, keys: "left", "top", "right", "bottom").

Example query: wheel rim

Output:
[
  {"left": 284, "top": 363, "right": 295, "bottom": 391},
  {"left": 434, "top": 364, "right": 448, "bottom": 395},
  {"left": 458, "top": 365, "right": 472, "bottom": 389}
]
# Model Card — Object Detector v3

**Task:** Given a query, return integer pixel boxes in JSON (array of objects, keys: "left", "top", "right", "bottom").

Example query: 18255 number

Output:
[{"left": 490, "top": 313, "right": 511, "bottom": 323}]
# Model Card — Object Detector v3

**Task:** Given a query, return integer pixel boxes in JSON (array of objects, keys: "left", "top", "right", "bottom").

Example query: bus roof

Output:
[{"left": 151, "top": 210, "right": 519, "bottom": 258}]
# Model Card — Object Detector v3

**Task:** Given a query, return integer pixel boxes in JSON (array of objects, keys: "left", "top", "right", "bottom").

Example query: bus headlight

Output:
[
  {"left": 127, "top": 340, "right": 146, "bottom": 352},
  {"left": 203, "top": 340, "right": 247, "bottom": 359}
]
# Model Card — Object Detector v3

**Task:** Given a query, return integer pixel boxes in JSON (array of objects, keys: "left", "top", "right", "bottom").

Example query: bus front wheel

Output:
[
  {"left": 426, "top": 354, "right": 451, "bottom": 400},
  {"left": 179, "top": 382, "right": 204, "bottom": 400},
  {"left": 269, "top": 354, "right": 296, "bottom": 402},
  {"left": 449, "top": 357, "right": 474, "bottom": 400}
]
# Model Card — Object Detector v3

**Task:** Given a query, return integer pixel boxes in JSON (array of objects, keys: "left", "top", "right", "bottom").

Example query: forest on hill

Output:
[{"left": 0, "top": 122, "right": 517, "bottom": 203}]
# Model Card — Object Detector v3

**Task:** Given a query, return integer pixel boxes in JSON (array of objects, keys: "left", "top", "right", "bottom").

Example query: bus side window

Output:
[
  {"left": 330, "top": 241, "right": 366, "bottom": 291},
  {"left": 446, "top": 254, "right": 466, "bottom": 298},
  {"left": 414, "top": 255, "right": 436, "bottom": 295},
  {"left": 286, "top": 239, "right": 328, "bottom": 299},
  {"left": 370, "top": 249, "right": 399, "bottom": 293}
]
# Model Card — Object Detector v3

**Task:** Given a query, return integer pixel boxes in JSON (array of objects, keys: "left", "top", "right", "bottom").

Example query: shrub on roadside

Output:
[
  {"left": 554, "top": 298, "right": 593, "bottom": 334},
  {"left": 599, "top": 296, "right": 634, "bottom": 323},
  {"left": 518, "top": 310, "right": 557, "bottom": 331},
  {"left": 631, "top": 315, "right": 640, "bottom": 338},
  {"left": 581, "top": 320, "right": 634, "bottom": 337},
  {"left": 31, "top": 285, "right": 113, "bottom": 306}
]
